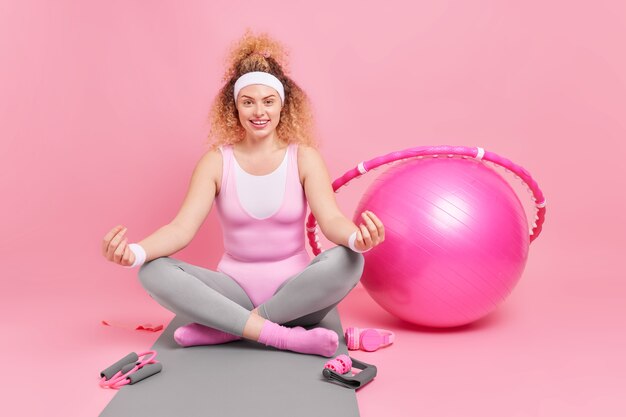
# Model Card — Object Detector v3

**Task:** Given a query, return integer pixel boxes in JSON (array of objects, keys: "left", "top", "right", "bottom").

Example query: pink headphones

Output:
[{"left": 344, "top": 327, "right": 395, "bottom": 352}]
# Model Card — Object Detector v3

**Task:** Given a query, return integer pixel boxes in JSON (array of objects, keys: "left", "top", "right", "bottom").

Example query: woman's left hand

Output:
[{"left": 354, "top": 210, "right": 385, "bottom": 252}]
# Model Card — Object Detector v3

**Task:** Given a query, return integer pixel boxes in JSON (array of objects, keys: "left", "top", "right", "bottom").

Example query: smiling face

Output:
[{"left": 236, "top": 84, "right": 283, "bottom": 142}]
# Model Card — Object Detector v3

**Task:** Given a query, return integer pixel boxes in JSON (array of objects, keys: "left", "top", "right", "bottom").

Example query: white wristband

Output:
[
  {"left": 122, "top": 243, "right": 147, "bottom": 268},
  {"left": 348, "top": 231, "right": 371, "bottom": 253}
]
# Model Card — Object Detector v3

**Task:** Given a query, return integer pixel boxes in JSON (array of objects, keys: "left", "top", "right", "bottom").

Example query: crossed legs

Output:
[{"left": 137, "top": 246, "right": 364, "bottom": 354}]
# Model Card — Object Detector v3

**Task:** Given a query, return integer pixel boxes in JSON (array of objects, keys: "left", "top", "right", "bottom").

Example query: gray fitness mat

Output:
[{"left": 99, "top": 308, "right": 359, "bottom": 417}]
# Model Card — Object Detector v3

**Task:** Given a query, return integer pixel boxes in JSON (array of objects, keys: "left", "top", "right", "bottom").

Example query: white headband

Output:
[{"left": 233, "top": 71, "right": 285, "bottom": 105}]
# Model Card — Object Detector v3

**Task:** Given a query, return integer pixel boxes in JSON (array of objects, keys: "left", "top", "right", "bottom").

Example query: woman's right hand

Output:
[{"left": 102, "top": 225, "right": 136, "bottom": 267}]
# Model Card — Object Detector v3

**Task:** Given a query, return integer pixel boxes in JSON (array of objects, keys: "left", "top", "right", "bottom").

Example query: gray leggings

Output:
[{"left": 137, "top": 245, "right": 364, "bottom": 337}]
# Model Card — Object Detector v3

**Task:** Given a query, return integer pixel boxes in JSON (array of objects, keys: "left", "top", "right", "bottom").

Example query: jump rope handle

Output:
[
  {"left": 100, "top": 352, "right": 138, "bottom": 380},
  {"left": 127, "top": 362, "right": 163, "bottom": 384}
]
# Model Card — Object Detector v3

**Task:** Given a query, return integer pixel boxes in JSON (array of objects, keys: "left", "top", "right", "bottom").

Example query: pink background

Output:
[{"left": 1, "top": 0, "right": 625, "bottom": 415}]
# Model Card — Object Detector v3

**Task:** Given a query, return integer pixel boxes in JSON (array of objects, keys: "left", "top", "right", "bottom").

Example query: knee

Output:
[
  {"left": 328, "top": 246, "right": 365, "bottom": 289},
  {"left": 347, "top": 250, "right": 365, "bottom": 288},
  {"left": 335, "top": 245, "right": 365, "bottom": 271},
  {"left": 137, "top": 257, "right": 176, "bottom": 291}
]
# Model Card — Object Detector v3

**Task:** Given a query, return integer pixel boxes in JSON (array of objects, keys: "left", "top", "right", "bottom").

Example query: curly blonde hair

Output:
[{"left": 205, "top": 29, "right": 319, "bottom": 150}]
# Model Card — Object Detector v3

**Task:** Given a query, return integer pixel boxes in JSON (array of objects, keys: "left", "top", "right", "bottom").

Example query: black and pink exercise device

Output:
[{"left": 322, "top": 354, "right": 377, "bottom": 389}]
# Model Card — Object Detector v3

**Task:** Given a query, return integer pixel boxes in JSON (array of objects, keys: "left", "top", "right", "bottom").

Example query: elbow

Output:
[{"left": 318, "top": 215, "right": 350, "bottom": 246}]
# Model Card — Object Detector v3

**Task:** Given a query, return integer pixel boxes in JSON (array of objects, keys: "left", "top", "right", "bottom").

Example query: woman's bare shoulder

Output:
[
  {"left": 296, "top": 143, "right": 322, "bottom": 159},
  {"left": 197, "top": 147, "right": 223, "bottom": 194},
  {"left": 296, "top": 144, "right": 327, "bottom": 183},
  {"left": 201, "top": 147, "right": 222, "bottom": 160}
]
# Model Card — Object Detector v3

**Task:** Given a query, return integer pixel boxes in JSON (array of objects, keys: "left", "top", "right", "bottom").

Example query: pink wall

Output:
[
  {"left": 1, "top": 1, "right": 625, "bottom": 416},
  {"left": 3, "top": 0, "right": 624, "bottom": 283}
]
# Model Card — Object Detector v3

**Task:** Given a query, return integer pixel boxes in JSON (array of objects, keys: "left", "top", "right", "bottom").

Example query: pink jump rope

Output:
[
  {"left": 320, "top": 145, "right": 546, "bottom": 385},
  {"left": 99, "top": 351, "right": 162, "bottom": 389}
]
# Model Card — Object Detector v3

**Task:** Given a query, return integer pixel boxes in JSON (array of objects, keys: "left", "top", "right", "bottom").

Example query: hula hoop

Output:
[{"left": 306, "top": 145, "right": 546, "bottom": 256}]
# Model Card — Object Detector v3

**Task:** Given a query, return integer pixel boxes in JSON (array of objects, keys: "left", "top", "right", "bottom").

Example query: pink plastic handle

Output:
[{"left": 306, "top": 145, "right": 546, "bottom": 256}]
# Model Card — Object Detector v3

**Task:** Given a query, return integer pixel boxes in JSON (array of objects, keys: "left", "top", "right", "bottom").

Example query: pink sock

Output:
[
  {"left": 257, "top": 321, "right": 339, "bottom": 357},
  {"left": 173, "top": 323, "right": 241, "bottom": 347}
]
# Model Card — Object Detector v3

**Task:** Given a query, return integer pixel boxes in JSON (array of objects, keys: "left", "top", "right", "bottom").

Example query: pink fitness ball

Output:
[{"left": 354, "top": 157, "right": 530, "bottom": 327}]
